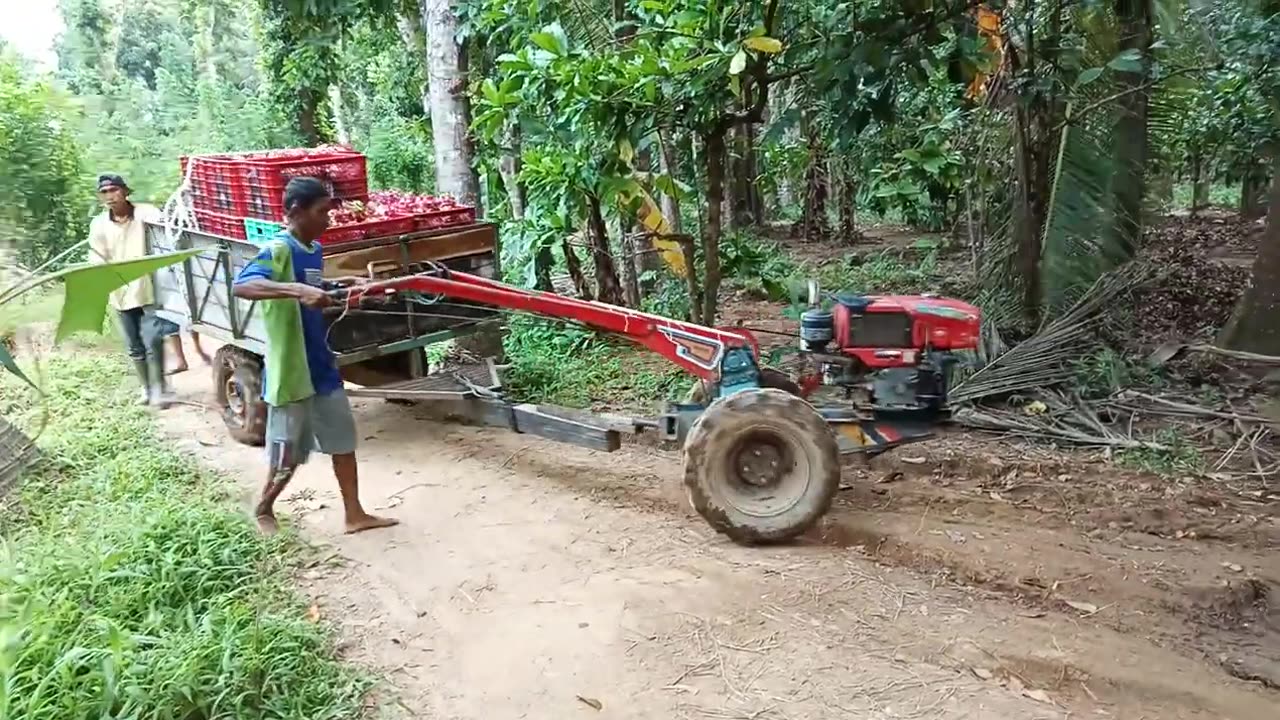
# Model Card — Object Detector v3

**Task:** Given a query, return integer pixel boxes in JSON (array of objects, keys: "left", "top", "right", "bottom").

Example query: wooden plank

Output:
[
  {"left": 524, "top": 405, "right": 652, "bottom": 435},
  {"left": 322, "top": 225, "right": 498, "bottom": 278},
  {"left": 511, "top": 403, "right": 621, "bottom": 452}
]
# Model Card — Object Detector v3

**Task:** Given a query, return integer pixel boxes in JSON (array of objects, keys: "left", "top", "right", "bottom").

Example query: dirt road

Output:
[{"left": 160, "top": 365, "right": 1277, "bottom": 720}]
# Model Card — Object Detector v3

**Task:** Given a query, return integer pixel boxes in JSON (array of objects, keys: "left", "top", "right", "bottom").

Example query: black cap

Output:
[
  {"left": 97, "top": 174, "right": 128, "bottom": 192},
  {"left": 283, "top": 176, "right": 332, "bottom": 213}
]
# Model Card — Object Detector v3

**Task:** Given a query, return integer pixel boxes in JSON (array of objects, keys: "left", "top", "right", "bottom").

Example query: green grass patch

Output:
[
  {"left": 1117, "top": 427, "right": 1205, "bottom": 477},
  {"left": 502, "top": 316, "right": 687, "bottom": 410},
  {"left": 0, "top": 354, "right": 367, "bottom": 719}
]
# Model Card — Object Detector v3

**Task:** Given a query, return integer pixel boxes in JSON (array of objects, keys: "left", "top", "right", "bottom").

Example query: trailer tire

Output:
[
  {"left": 683, "top": 388, "right": 839, "bottom": 545},
  {"left": 214, "top": 347, "right": 267, "bottom": 447},
  {"left": 682, "top": 367, "right": 801, "bottom": 405}
]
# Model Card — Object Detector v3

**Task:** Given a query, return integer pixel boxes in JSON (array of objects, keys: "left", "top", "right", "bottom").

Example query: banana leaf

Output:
[{"left": 0, "top": 249, "right": 201, "bottom": 388}]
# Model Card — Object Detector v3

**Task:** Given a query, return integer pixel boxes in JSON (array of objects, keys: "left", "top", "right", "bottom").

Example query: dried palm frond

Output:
[{"left": 950, "top": 265, "right": 1153, "bottom": 404}]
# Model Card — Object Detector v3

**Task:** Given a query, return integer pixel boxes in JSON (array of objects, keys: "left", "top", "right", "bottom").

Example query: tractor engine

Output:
[{"left": 798, "top": 293, "right": 980, "bottom": 414}]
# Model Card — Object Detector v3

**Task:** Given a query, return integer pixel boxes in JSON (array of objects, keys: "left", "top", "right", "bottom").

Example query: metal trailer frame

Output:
[
  {"left": 143, "top": 221, "right": 668, "bottom": 451},
  {"left": 145, "top": 222, "right": 499, "bottom": 371}
]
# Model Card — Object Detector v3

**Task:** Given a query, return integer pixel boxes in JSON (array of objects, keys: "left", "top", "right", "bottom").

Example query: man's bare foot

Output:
[
  {"left": 344, "top": 513, "right": 399, "bottom": 534},
  {"left": 166, "top": 363, "right": 188, "bottom": 376},
  {"left": 256, "top": 513, "right": 280, "bottom": 535}
]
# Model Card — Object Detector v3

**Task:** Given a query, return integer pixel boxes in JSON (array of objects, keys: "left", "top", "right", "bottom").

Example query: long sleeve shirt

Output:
[{"left": 87, "top": 203, "right": 162, "bottom": 311}]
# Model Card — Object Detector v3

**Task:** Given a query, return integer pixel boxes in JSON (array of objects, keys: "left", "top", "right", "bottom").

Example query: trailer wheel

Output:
[
  {"left": 683, "top": 388, "right": 839, "bottom": 545},
  {"left": 214, "top": 347, "right": 267, "bottom": 447},
  {"left": 682, "top": 367, "right": 801, "bottom": 405}
]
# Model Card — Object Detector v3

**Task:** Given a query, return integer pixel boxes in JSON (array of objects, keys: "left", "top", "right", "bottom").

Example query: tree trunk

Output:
[
  {"left": 298, "top": 93, "right": 321, "bottom": 145},
  {"left": 702, "top": 129, "right": 727, "bottom": 325},
  {"left": 586, "top": 196, "right": 625, "bottom": 305},
  {"left": 328, "top": 85, "right": 350, "bottom": 145},
  {"left": 1012, "top": 102, "right": 1050, "bottom": 327},
  {"left": 620, "top": 232, "right": 642, "bottom": 307},
  {"left": 1241, "top": 168, "right": 1267, "bottom": 220},
  {"left": 534, "top": 243, "right": 554, "bottom": 291},
  {"left": 837, "top": 157, "right": 857, "bottom": 241},
  {"left": 1190, "top": 144, "right": 1208, "bottom": 215},
  {"left": 800, "top": 113, "right": 828, "bottom": 241},
  {"left": 422, "top": 0, "right": 480, "bottom": 208},
  {"left": 562, "top": 237, "right": 593, "bottom": 301},
  {"left": 396, "top": 11, "right": 430, "bottom": 119},
  {"left": 1219, "top": 153, "right": 1280, "bottom": 353},
  {"left": 657, "top": 127, "right": 684, "bottom": 235},
  {"left": 499, "top": 120, "right": 525, "bottom": 219},
  {"left": 1109, "top": 0, "right": 1152, "bottom": 258},
  {"left": 730, "top": 122, "right": 760, "bottom": 227}
]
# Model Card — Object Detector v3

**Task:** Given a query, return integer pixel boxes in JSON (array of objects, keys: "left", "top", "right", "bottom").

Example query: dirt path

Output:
[{"left": 159, "top": 362, "right": 1276, "bottom": 719}]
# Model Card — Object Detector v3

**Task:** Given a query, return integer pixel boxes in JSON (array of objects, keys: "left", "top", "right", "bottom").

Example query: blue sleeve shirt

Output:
[{"left": 234, "top": 232, "right": 344, "bottom": 397}]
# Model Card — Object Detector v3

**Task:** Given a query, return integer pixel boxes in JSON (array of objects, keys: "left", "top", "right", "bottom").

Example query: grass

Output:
[
  {"left": 0, "top": 287, "right": 63, "bottom": 338},
  {"left": 1168, "top": 182, "right": 1240, "bottom": 212},
  {"left": 502, "top": 316, "right": 687, "bottom": 411},
  {"left": 0, "top": 354, "right": 367, "bottom": 719},
  {"left": 1073, "top": 347, "right": 1166, "bottom": 398},
  {"left": 1117, "top": 427, "right": 1205, "bottom": 476}
]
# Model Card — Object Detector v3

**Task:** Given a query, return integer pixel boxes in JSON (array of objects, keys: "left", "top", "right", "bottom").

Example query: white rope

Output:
[{"left": 156, "top": 158, "right": 206, "bottom": 332}]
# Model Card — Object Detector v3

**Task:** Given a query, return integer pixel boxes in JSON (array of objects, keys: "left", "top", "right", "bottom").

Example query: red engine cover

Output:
[{"left": 832, "top": 295, "right": 980, "bottom": 369}]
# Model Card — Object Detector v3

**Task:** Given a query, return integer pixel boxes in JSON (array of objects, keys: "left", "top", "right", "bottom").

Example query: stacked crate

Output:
[{"left": 179, "top": 147, "right": 476, "bottom": 248}]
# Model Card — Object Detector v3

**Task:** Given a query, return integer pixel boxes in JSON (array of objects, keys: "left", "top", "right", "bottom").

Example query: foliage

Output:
[
  {"left": 0, "top": 50, "right": 87, "bottom": 267},
  {"left": 0, "top": 355, "right": 367, "bottom": 719},
  {"left": 718, "top": 231, "right": 797, "bottom": 301},
  {"left": 502, "top": 315, "right": 685, "bottom": 409},
  {"left": 818, "top": 250, "right": 946, "bottom": 297}
]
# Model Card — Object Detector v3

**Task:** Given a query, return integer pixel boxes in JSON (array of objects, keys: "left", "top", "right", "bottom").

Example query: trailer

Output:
[{"left": 145, "top": 221, "right": 639, "bottom": 452}]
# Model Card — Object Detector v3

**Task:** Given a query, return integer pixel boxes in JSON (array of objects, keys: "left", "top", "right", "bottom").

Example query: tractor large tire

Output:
[
  {"left": 683, "top": 388, "right": 840, "bottom": 544},
  {"left": 683, "top": 367, "right": 801, "bottom": 405},
  {"left": 214, "top": 346, "right": 267, "bottom": 447}
]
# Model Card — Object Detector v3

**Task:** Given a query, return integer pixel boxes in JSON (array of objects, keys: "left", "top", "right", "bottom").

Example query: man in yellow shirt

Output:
[{"left": 87, "top": 174, "right": 172, "bottom": 406}]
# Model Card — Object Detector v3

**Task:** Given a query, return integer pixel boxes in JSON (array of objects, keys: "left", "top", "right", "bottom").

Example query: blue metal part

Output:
[
  {"left": 660, "top": 403, "right": 706, "bottom": 444},
  {"left": 717, "top": 347, "right": 762, "bottom": 397}
]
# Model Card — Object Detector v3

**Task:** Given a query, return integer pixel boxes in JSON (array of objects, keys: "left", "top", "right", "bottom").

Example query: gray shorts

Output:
[{"left": 266, "top": 390, "right": 358, "bottom": 469}]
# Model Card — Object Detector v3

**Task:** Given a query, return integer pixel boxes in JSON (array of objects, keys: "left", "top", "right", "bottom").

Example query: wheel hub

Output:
[
  {"left": 734, "top": 441, "right": 785, "bottom": 487},
  {"left": 224, "top": 374, "right": 246, "bottom": 425}
]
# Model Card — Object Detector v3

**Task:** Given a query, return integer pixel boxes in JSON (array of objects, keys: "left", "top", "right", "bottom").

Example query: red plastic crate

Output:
[
  {"left": 240, "top": 150, "right": 369, "bottom": 221},
  {"left": 180, "top": 155, "right": 247, "bottom": 215},
  {"left": 321, "top": 215, "right": 419, "bottom": 250},
  {"left": 194, "top": 209, "right": 248, "bottom": 240},
  {"left": 414, "top": 207, "right": 476, "bottom": 230}
]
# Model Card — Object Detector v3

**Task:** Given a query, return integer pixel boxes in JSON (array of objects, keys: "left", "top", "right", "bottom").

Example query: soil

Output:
[{"left": 154, "top": 350, "right": 1279, "bottom": 719}]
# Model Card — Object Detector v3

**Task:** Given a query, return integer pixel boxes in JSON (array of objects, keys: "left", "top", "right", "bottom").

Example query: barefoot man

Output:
[{"left": 232, "top": 177, "right": 398, "bottom": 535}]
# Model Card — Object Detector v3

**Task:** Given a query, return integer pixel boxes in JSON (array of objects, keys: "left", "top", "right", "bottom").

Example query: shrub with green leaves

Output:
[{"left": 0, "top": 355, "right": 366, "bottom": 719}]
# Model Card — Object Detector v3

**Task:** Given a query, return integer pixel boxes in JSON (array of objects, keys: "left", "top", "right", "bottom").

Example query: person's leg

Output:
[
  {"left": 140, "top": 310, "right": 172, "bottom": 407},
  {"left": 312, "top": 391, "right": 397, "bottom": 533},
  {"left": 258, "top": 399, "right": 314, "bottom": 534},
  {"left": 165, "top": 335, "right": 189, "bottom": 374},
  {"left": 190, "top": 331, "right": 212, "bottom": 364},
  {"left": 332, "top": 452, "right": 398, "bottom": 533},
  {"left": 115, "top": 308, "right": 150, "bottom": 404}
]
